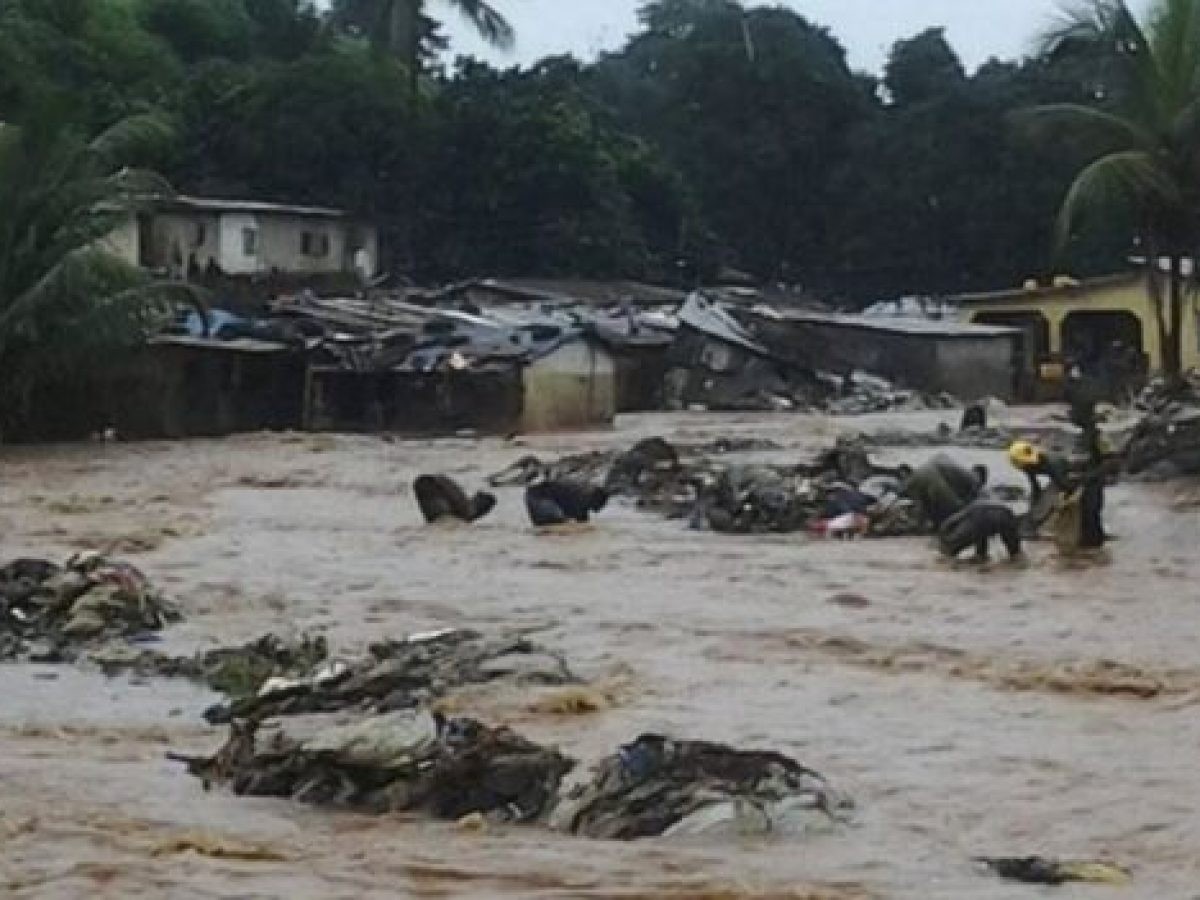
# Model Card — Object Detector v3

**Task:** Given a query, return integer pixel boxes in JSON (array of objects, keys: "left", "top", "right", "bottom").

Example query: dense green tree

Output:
[
  {"left": 884, "top": 28, "right": 965, "bottom": 106},
  {"left": 0, "top": 0, "right": 181, "bottom": 126},
  {"left": 414, "top": 57, "right": 701, "bottom": 279},
  {"left": 1025, "top": 0, "right": 1200, "bottom": 380},
  {"left": 0, "top": 0, "right": 1158, "bottom": 309},
  {"left": 330, "top": 0, "right": 512, "bottom": 93},
  {"left": 0, "top": 110, "right": 192, "bottom": 433},
  {"left": 597, "top": 1, "right": 868, "bottom": 281}
]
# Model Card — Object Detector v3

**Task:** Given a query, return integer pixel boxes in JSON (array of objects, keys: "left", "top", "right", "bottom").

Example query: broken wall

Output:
[
  {"left": 521, "top": 342, "right": 617, "bottom": 432},
  {"left": 751, "top": 317, "right": 1018, "bottom": 401}
]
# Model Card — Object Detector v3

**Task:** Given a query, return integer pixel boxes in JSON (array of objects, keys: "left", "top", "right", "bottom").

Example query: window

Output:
[
  {"left": 301, "top": 230, "right": 330, "bottom": 258},
  {"left": 242, "top": 227, "right": 257, "bottom": 256},
  {"left": 194, "top": 223, "right": 206, "bottom": 247}
]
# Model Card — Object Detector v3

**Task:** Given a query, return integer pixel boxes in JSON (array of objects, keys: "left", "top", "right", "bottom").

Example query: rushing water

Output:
[{"left": 2, "top": 411, "right": 1198, "bottom": 898}]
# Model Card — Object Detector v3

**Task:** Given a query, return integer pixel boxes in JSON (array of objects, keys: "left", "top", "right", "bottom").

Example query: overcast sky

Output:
[{"left": 442, "top": 1, "right": 1148, "bottom": 75}]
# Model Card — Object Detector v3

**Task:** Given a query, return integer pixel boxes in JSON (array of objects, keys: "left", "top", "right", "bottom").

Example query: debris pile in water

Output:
[
  {"left": 1125, "top": 387, "right": 1200, "bottom": 478},
  {"left": 174, "top": 709, "right": 574, "bottom": 820},
  {"left": 820, "top": 371, "right": 959, "bottom": 416},
  {"left": 93, "top": 633, "right": 331, "bottom": 699},
  {"left": 551, "top": 734, "right": 852, "bottom": 839},
  {"left": 0, "top": 552, "right": 178, "bottom": 661},
  {"left": 196, "top": 628, "right": 576, "bottom": 725},
  {"left": 489, "top": 436, "right": 936, "bottom": 537},
  {"left": 167, "top": 630, "right": 853, "bottom": 838},
  {"left": 976, "top": 856, "right": 1130, "bottom": 886},
  {"left": 169, "top": 629, "right": 581, "bottom": 819}
]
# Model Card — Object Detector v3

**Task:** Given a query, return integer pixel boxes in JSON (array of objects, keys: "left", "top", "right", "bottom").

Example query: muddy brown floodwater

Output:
[{"left": 2, "top": 410, "right": 1199, "bottom": 899}]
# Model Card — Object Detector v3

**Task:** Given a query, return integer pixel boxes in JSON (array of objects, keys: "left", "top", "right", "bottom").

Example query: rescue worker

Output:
[
  {"left": 1008, "top": 439, "right": 1109, "bottom": 551},
  {"left": 525, "top": 480, "right": 609, "bottom": 527},
  {"left": 413, "top": 475, "right": 496, "bottom": 524},
  {"left": 938, "top": 502, "right": 1023, "bottom": 562},
  {"left": 901, "top": 455, "right": 988, "bottom": 530},
  {"left": 1008, "top": 440, "right": 1071, "bottom": 529}
]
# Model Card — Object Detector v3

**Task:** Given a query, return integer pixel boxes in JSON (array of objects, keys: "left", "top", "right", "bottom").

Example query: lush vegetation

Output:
[
  {"left": 0, "top": 0, "right": 1175, "bottom": 307},
  {"left": 1025, "top": 0, "right": 1200, "bottom": 379}
]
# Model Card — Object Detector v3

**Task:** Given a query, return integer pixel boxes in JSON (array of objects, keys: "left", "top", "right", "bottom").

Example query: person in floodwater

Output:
[
  {"left": 1007, "top": 440, "right": 1071, "bottom": 533},
  {"left": 413, "top": 475, "right": 496, "bottom": 524},
  {"left": 901, "top": 455, "right": 988, "bottom": 530},
  {"left": 525, "top": 480, "right": 609, "bottom": 527},
  {"left": 938, "top": 502, "right": 1023, "bottom": 562},
  {"left": 1008, "top": 439, "right": 1110, "bottom": 550}
]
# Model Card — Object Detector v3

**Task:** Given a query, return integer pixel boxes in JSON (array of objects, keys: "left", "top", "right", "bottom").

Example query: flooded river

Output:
[{"left": 2, "top": 411, "right": 1198, "bottom": 898}]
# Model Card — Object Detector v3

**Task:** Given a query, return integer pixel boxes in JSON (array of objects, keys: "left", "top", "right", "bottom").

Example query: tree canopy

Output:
[{"left": 0, "top": 0, "right": 1150, "bottom": 302}]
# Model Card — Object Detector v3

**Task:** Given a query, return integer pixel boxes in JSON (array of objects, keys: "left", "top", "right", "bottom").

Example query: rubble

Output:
[
  {"left": 92, "top": 633, "right": 330, "bottom": 699},
  {"left": 173, "top": 709, "right": 574, "bottom": 820},
  {"left": 0, "top": 553, "right": 178, "bottom": 662},
  {"left": 1124, "top": 399, "right": 1200, "bottom": 478},
  {"left": 550, "top": 734, "right": 852, "bottom": 839},
  {"left": 857, "top": 422, "right": 1015, "bottom": 450},
  {"left": 821, "top": 372, "right": 960, "bottom": 416},
  {"left": 488, "top": 436, "right": 942, "bottom": 537},
  {"left": 167, "top": 629, "right": 582, "bottom": 818},
  {"left": 195, "top": 629, "right": 577, "bottom": 725}
]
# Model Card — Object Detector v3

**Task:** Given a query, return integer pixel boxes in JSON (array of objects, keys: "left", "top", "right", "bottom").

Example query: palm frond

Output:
[
  {"left": 88, "top": 113, "right": 176, "bottom": 168},
  {"left": 1147, "top": 0, "right": 1200, "bottom": 108},
  {"left": 1054, "top": 149, "right": 1179, "bottom": 249},
  {"left": 446, "top": 0, "right": 514, "bottom": 50},
  {"left": 1016, "top": 102, "right": 1155, "bottom": 148}
]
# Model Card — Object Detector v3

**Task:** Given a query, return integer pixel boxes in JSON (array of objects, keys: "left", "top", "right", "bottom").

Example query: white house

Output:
[{"left": 103, "top": 195, "right": 378, "bottom": 281}]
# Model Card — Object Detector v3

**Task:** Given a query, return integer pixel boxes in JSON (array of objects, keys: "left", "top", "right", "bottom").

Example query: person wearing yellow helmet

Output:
[
  {"left": 1008, "top": 437, "right": 1109, "bottom": 551},
  {"left": 1008, "top": 440, "right": 1071, "bottom": 530}
]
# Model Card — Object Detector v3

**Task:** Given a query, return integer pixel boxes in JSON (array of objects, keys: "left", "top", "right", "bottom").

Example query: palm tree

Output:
[
  {"left": 1026, "top": 0, "right": 1200, "bottom": 381},
  {"left": 332, "top": 0, "right": 514, "bottom": 95},
  {"left": 0, "top": 111, "right": 195, "bottom": 436}
]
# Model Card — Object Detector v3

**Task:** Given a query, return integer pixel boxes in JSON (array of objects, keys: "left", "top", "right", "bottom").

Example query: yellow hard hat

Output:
[{"left": 1008, "top": 440, "right": 1041, "bottom": 468}]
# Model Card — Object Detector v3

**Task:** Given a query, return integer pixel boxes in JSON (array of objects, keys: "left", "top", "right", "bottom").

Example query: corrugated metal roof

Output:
[
  {"left": 165, "top": 195, "right": 347, "bottom": 218},
  {"left": 149, "top": 335, "right": 291, "bottom": 353},
  {"left": 767, "top": 309, "right": 1020, "bottom": 338},
  {"left": 678, "top": 292, "right": 772, "bottom": 355}
]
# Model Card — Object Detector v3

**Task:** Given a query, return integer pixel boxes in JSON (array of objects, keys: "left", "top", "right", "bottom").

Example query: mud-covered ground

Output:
[{"left": 1, "top": 410, "right": 1198, "bottom": 899}]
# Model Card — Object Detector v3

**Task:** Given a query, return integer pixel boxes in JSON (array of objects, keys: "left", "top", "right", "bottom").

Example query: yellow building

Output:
[{"left": 957, "top": 272, "right": 1200, "bottom": 395}]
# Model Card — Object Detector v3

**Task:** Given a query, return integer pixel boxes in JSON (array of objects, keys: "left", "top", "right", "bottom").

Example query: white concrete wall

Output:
[
  {"left": 216, "top": 213, "right": 373, "bottom": 277},
  {"left": 218, "top": 212, "right": 261, "bottom": 275},
  {"left": 105, "top": 207, "right": 377, "bottom": 278},
  {"left": 151, "top": 212, "right": 221, "bottom": 278}
]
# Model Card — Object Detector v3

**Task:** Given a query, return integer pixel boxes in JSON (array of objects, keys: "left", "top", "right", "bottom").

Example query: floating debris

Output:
[
  {"left": 0, "top": 553, "right": 178, "bottom": 661},
  {"left": 551, "top": 734, "right": 852, "bottom": 840},
  {"left": 172, "top": 710, "right": 574, "bottom": 821},
  {"left": 977, "top": 856, "right": 1130, "bottom": 886},
  {"left": 196, "top": 629, "right": 577, "bottom": 725},
  {"left": 92, "top": 633, "right": 330, "bottom": 700}
]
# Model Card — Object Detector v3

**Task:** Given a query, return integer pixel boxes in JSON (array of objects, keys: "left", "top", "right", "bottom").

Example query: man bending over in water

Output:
[
  {"left": 525, "top": 480, "right": 609, "bottom": 527},
  {"left": 938, "top": 502, "right": 1023, "bottom": 562},
  {"left": 413, "top": 475, "right": 496, "bottom": 524}
]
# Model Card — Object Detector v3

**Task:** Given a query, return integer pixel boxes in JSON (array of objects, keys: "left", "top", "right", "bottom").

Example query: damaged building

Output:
[
  {"left": 665, "top": 293, "right": 819, "bottom": 411},
  {"left": 101, "top": 195, "right": 378, "bottom": 284},
  {"left": 748, "top": 308, "right": 1023, "bottom": 402}
]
